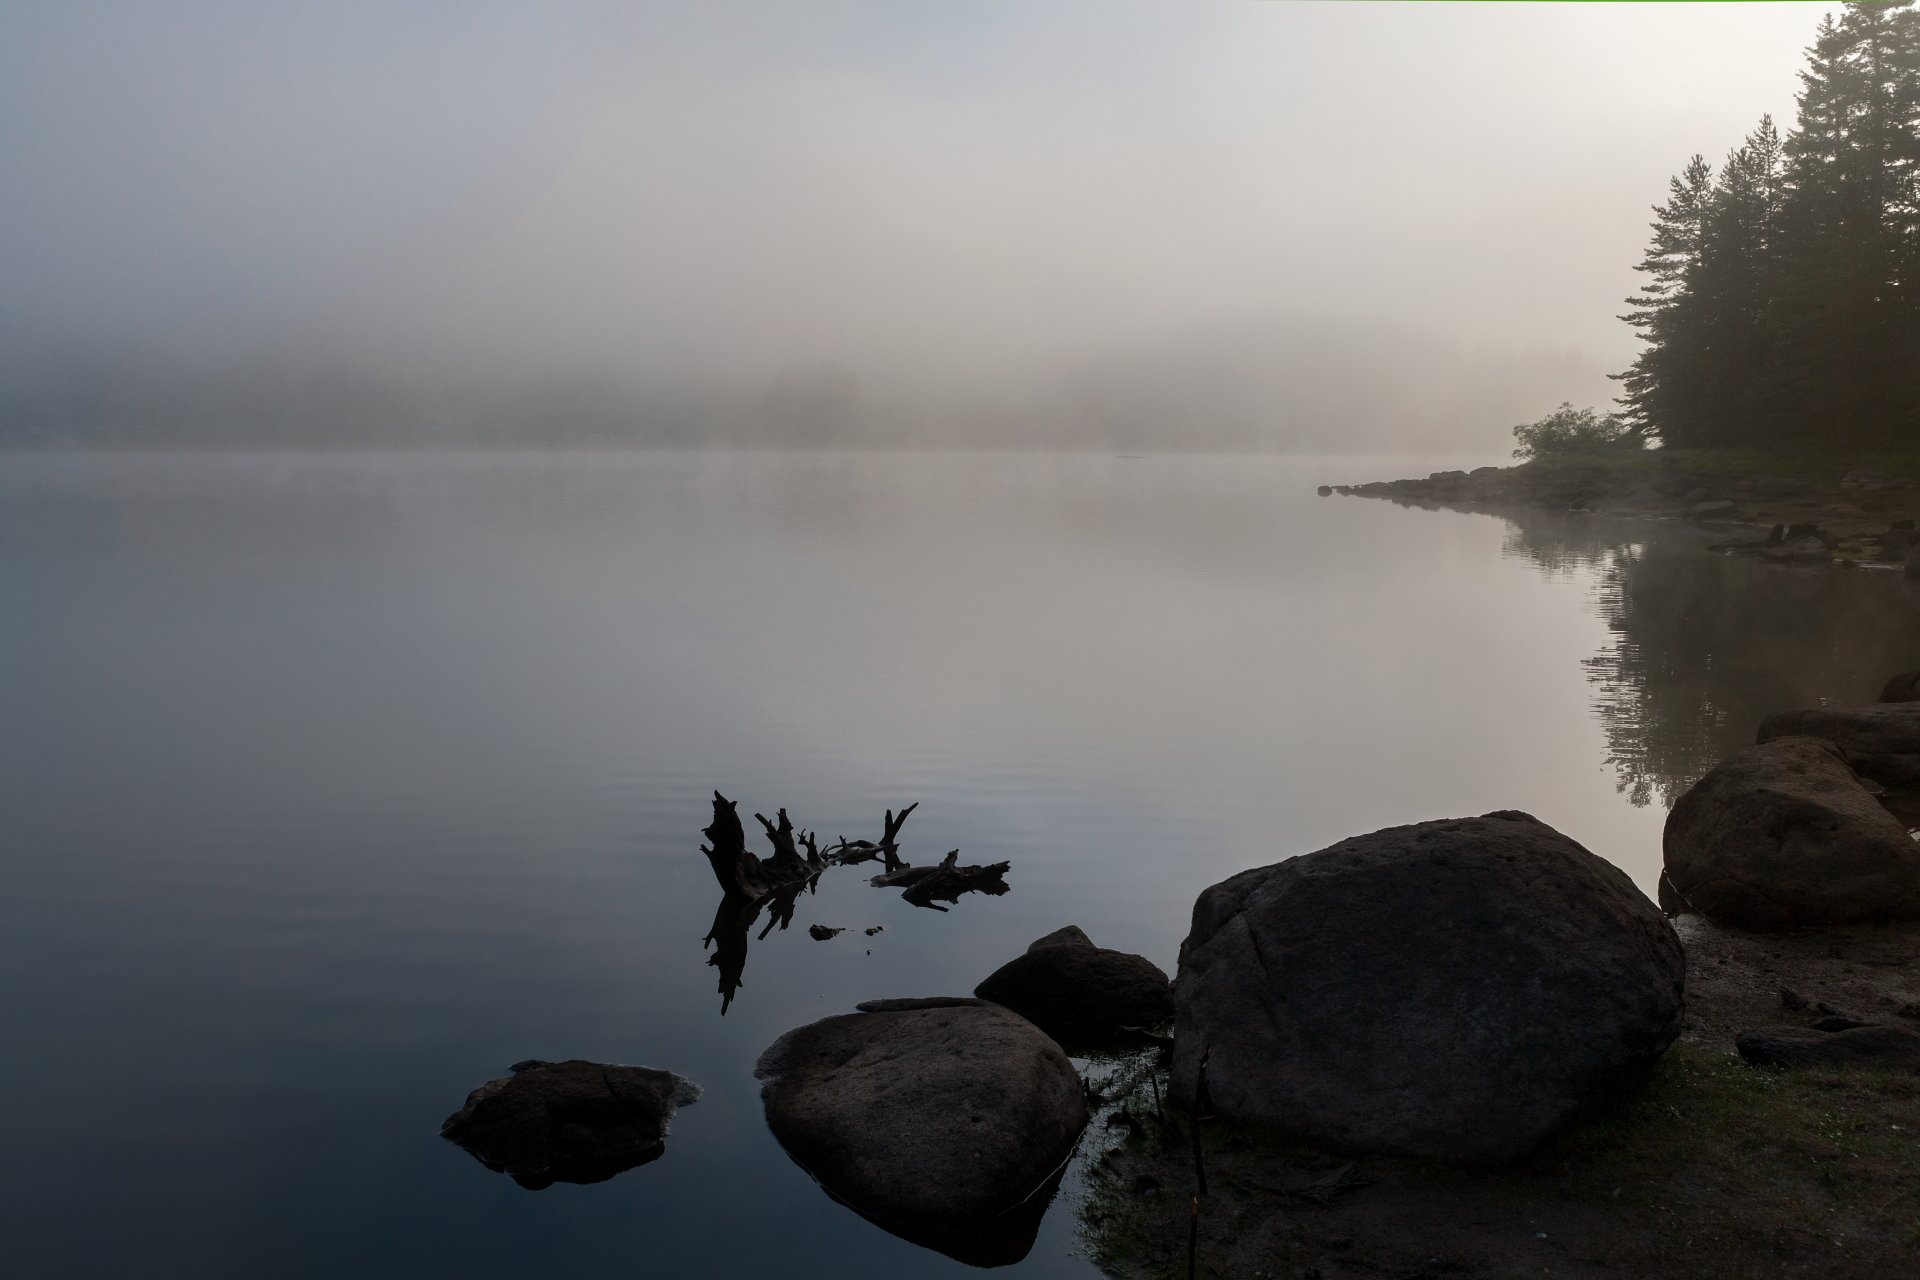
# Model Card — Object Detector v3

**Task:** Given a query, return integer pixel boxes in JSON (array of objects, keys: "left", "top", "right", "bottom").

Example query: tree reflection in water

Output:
[{"left": 1499, "top": 512, "right": 1920, "bottom": 808}]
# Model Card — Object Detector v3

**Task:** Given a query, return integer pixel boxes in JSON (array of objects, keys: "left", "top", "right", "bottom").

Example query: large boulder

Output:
[
  {"left": 1663, "top": 736, "right": 1920, "bottom": 929},
  {"left": 973, "top": 926, "right": 1173, "bottom": 1045},
  {"left": 440, "top": 1059, "right": 700, "bottom": 1189},
  {"left": 1757, "top": 703, "right": 1920, "bottom": 790},
  {"left": 1171, "top": 812, "right": 1683, "bottom": 1165},
  {"left": 756, "top": 997, "right": 1087, "bottom": 1265}
]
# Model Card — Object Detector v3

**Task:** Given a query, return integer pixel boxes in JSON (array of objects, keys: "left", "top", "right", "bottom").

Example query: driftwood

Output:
[
  {"left": 872, "top": 849, "right": 1013, "bottom": 911},
  {"left": 698, "top": 792, "right": 1011, "bottom": 1008},
  {"left": 701, "top": 792, "right": 817, "bottom": 900},
  {"left": 825, "top": 802, "right": 918, "bottom": 870}
]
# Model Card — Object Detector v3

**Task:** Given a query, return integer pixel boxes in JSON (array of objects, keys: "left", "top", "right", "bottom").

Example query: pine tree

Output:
[
  {"left": 1693, "top": 117, "right": 1786, "bottom": 446},
  {"left": 1776, "top": 0, "right": 1920, "bottom": 448},
  {"left": 1613, "top": 156, "right": 1714, "bottom": 446},
  {"left": 1615, "top": 1, "right": 1920, "bottom": 452}
]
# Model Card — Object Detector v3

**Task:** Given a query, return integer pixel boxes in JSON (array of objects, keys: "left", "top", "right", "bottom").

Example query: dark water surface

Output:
[{"left": 5, "top": 451, "right": 1917, "bottom": 1278}]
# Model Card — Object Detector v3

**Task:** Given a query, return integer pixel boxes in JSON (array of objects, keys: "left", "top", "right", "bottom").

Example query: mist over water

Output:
[
  {"left": 4, "top": 451, "right": 1911, "bottom": 1277},
  {"left": 0, "top": 3, "right": 1839, "bottom": 453}
]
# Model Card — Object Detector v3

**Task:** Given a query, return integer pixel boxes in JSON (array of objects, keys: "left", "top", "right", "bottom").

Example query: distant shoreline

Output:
[{"left": 1324, "top": 451, "right": 1920, "bottom": 569}]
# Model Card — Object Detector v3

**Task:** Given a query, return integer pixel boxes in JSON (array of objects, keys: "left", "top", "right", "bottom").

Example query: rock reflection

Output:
[
  {"left": 440, "top": 1059, "right": 700, "bottom": 1190},
  {"left": 1499, "top": 513, "right": 1920, "bottom": 806},
  {"left": 804, "top": 1161, "right": 1069, "bottom": 1268}
]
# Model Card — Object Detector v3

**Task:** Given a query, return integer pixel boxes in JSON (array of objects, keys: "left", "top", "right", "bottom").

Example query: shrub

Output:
[{"left": 1512, "top": 403, "right": 1644, "bottom": 461}]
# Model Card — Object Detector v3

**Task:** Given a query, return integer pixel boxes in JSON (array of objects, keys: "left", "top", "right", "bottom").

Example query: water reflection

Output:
[
  {"left": 1499, "top": 512, "right": 1920, "bottom": 807},
  {"left": 440, "top": 1059, "right": 700, "bottom": 1190},
  {"left": 703, "top": 880, "right": 812, "bottom": 1015},
  {"left": 801, "top": 1159, "right": 1070, "bottom": 1268}
]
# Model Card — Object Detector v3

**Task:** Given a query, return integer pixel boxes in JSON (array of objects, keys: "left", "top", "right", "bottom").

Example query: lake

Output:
[{"left": 5, "top": 450, "right": 1916, "bottom": 1278}]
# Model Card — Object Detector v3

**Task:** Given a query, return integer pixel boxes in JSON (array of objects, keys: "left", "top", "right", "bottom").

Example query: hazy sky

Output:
[{"left": 1, "top": 2, "right": 1840, "bottom": 395}]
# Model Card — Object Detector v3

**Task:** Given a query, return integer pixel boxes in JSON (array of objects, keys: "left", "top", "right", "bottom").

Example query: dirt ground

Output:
[{"left": 1079, "top": 916, "right": 1920, "bottom": 1280}]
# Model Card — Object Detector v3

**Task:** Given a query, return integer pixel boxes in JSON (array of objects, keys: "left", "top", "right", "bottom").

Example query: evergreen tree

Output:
[
  {"left": 1613, "top": 156, "right": 1714, "bottom": 445},
  {"left": 1693, "top": 117, "right": 1786, "bottom": 446},
  {"left": 1776, "top": 0, "right": 1920, "bottom": 447},
  {"left": 1614, "top": 1, "right": 1920, "bottom": 451}
]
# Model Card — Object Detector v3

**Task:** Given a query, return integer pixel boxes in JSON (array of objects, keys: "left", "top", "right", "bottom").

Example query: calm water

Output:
[{"left": 5, "top": 450, "right": 1917, "bottom": 1278}]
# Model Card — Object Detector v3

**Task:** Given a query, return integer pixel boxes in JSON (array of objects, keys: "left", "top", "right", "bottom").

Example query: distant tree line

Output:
[{"left": 1613, "top": 0, "right": 1920, "bottom": 452}]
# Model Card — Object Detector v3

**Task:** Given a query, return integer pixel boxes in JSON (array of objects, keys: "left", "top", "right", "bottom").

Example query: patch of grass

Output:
[
  {"left": 1528, "top": 1043, "right": 1920, "bottom": 1246},
  {"left": 1080, "top": 1045, "right": 1920, "bottom": 1278}
]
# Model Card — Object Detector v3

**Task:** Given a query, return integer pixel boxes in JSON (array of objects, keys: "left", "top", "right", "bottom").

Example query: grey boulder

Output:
[
  {"left": 1172, "top": 811, "right": 1683, "bottom": 1165},
  {"left": 1758, "top": 702, "right": 1920, "bottom": 789},
  {"left": 440, "top": 1058, "right": 700, "bottom": 1189},
  {"left": 1663, "top": 736, "right": 1920, "bottom": 929},
  {"left": 756, "top": 997, "right": 1086, "bottom": 1265},
  {"left": 974, "top": 926, "right": 1173, "bottom": 1045}
]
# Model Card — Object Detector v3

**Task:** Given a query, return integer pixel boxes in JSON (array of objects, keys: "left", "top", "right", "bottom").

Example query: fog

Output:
[{"left": 0, "top": 2, "right": 1837, "bottom": 450}]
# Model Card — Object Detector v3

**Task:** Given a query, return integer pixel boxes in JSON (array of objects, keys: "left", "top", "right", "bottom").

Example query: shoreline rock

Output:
[
  {"left": 1757, "top": 702, "right": 1920, "bottom": 791},
  {"left": 755, "top": 996, "right": 1087, "bottom": 1266},
  {"left": 1170, "top": 810, "right": 1684, "bottom": 1164},
  {"left": 973, "top": 925, "right": 1173, "bottom": 1047},
  {"left": 1662, "top": 735, "right": 1920, "bottom": 930}
]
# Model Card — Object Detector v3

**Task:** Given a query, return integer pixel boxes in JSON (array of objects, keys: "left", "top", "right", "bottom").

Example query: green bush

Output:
[{"left": 1512, "top": 403, "right": 1645, "bottom": 461}]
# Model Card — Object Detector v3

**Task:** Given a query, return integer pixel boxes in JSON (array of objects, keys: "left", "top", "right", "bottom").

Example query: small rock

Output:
[
  {"left": 1780, "top": 987, "right": 1810, "bottom": 1011},
  {"left": 1757, "top": 703, "right": 1920, "bottom": 790},
  {"left": 440, "top": 1059, "right": 700, "bottom": 1189},
  {"left": 756, "top": 997, "right": 1086, "bottom": 1266},
  {"left": 808, "top": 925, "right": 844, "bottom": 941},
  {"left": 1316, "top": 485, "right": 1332, "bottom": 496},
  {"left": 864, "top": 925, "right": 884, "bottom": 936},
  {"left": 1736, "top": 1024, "right": 1920, "bottom": 1072},
  {"left": 1760, "top": 534, "right": 1831, "bottom": 564},
  {"left": 1811, "top": 1015, "right": 1874, "bottom": 1032},
  {"left": 974, "top": 925, "right": 1173, "bottom": 1045}
]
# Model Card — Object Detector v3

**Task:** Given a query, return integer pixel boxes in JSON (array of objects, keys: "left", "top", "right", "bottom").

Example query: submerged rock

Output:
[
  {"left": 1760, "top": 534, "right": 1832, "bottom": 564},
  {"left": 1171, "top": 811, "right": 1683, "bottom": 1165},
  {"left": 1663, "top": 736, "right": 1920, "bottom": 929},
  {"left": 756, "top": 996, "right": 1086, "bottom": 1265},
  {"left": 1736, "top": 1024, "right": 1920, "bottom": 1072},
  {"left": 441, "top": 1059, "right": 700, "bottom": 1189},
  {"left": 1758, "top": 703, "right": 1920, "bottom": 790},
  {"left": 974, "top": 926, "right": 1173, "bottom": 1045}
]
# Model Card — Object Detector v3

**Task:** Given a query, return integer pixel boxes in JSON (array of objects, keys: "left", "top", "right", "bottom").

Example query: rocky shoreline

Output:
[
  {"left": 1323, "top": 457, "right": 1920, "bottom": 571},
  {"left": 438, "top": 683, "right": 1920, "bottom": 1277},
  {"left": 1085, "top": 912, "right": 1920, "bottom": 1279},
  {"left": 1085, "top": 682, "right": 1920, "bottom": 1279}
]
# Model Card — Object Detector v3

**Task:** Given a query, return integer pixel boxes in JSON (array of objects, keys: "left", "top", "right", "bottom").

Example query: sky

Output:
[{"left": 0, "top": 2, "right": 1846, "bottom": 445}]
